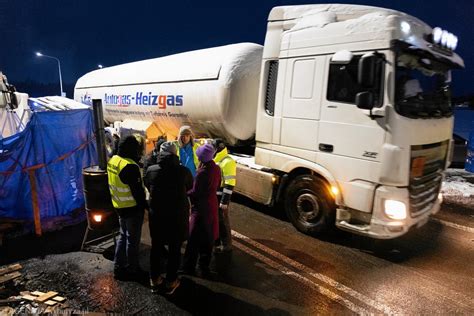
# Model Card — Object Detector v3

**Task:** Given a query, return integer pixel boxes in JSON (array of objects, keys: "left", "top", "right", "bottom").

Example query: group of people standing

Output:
[{"left": 107, "top": 125, "right": 236, "bottom": 295}]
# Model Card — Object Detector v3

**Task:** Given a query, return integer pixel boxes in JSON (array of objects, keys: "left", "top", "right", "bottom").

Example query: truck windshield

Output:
[{"left": 395, "top": 53, "right": 452, "bottom": 118}]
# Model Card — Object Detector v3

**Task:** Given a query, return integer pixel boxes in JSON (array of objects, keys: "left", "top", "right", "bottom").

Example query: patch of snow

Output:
[
  {"left": 343, "top": 11, "right": 393, "bottom": 35},
  {"left": 231, "top": 154, "right": 266, "bottom": 171},
  {"left": 291, "top": 11, "right": 337, "bottom": 31},
  {"left": 76, "top": 43, "right": 263, "bottom": 88},
  {"left": 272, "top": 4, "right": 398, "bottom": 22},
  {"left": 441, "top": 169, "right": 474, "bottom": 199}
]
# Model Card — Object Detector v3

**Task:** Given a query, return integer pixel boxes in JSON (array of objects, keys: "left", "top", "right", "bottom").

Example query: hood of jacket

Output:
[
  {"left": 156, "top": 151, "right": 180, "bottom": 167},
  {"left": 117, "top": 135, "right": 142, "bottom": 163}
]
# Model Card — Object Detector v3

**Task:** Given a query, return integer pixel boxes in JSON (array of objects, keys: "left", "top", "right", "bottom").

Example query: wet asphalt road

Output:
[
  {"left": 9, "top": 196, "right": 474, "bottom": 315},
  {"left": 225, "top": 197, "right": 474, "bottom": 315}
]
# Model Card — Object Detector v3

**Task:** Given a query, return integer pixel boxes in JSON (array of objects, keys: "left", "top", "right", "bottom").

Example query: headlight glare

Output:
[{"left": 384, "top": 200, "right": 407, "bottom": 220}]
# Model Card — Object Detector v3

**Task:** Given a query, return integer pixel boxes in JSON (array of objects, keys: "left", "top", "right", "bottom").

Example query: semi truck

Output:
[{"left": 74, "top": 4, "right": 464, "bottom": 239}]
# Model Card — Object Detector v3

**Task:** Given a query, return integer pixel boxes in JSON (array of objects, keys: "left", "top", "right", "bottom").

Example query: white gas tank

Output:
[{"left": 74, "top": 43, "right": 263, "bottom": 145}]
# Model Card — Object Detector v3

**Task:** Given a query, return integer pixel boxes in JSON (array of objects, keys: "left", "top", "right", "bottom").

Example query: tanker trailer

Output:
[{"left": 74, "top": 43, "right": 263, "bottom": 149}]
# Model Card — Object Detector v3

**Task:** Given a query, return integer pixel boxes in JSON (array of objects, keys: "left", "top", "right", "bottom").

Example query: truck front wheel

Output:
[{"left": 284, "top": 175, "right": 334, "bottom": 235}]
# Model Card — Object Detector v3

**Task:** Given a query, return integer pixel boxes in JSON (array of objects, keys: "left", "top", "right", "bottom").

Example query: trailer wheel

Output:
[{"left": 284, "top": 174, "right": 334, "bottom": 235}]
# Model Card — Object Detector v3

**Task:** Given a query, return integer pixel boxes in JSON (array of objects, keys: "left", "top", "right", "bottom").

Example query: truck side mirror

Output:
[
  {"left": 356, "top": 92, "right": 374, "bottom": 110},
  {"left": 358, "top": 54, "right": 377, "bottom": 87}
]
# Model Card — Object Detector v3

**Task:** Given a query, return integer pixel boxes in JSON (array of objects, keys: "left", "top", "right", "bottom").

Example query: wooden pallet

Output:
[
  {"left": 0, "top": 263, "right": 22, "bottom": 285},
  {"left": 0, "top": 264, "right": 67, "bottom": 313},
  {"left": 20, "top": 290, "right": 67, "bottom": 307},
  {"left": 20, "top": 291, "right": 66, "bottom": 306}
]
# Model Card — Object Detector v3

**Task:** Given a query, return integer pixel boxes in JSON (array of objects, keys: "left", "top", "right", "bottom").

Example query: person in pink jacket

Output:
[{"left": 182, "top": 143, "right": 221, "bottom": 276}]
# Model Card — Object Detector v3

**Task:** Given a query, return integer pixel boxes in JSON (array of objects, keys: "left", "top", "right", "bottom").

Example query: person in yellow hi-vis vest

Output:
[
  {"left": 108, "top": 134, "right": 147, "bottom": 281},
  {"left": 212, "top": 139, "right": 236, "bottom": 253},
  {"left": 173, "top": 125, "right": 200, "bottom": 177}
]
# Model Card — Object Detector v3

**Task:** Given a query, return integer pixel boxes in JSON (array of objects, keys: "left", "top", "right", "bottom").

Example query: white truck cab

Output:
[{"left": 246, "top": 5, "right": 463, "bottom": 238}]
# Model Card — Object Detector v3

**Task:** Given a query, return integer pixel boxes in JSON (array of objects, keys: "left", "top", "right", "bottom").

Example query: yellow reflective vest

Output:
[
  {"left": 214, "top": 148, "right": 236, "bottom": 187},
  {"left": 107, "top": 155, "right": 138, "bottom": 209},
  {"left": 173, "top": 141, "right": 200, "bottom": 169}
]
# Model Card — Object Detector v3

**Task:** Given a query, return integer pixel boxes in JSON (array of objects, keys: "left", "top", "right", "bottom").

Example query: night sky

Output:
[{"left": 0, "top": 0, "right": 472, "bottom": 96}]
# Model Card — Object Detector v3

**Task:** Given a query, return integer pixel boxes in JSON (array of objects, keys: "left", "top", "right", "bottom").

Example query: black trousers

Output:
[
  {"left": 218, "top": 207, "right": 232, "bottom": 248},
  {"left": 149, "top": 214, "right": 182, "bottom": 281},
  {"left": 183, "top": 222, "right": 213, "bottom": 271}
]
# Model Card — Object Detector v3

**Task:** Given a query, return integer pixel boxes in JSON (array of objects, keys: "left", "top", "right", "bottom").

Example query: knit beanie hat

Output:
[
  {"left": 154, "top": 139, "right": 166, "bottom": 152},
  {"left": 160, "top": 141, "right": 177, "bottom": 155},
  {"left": 196, "top": 143, "right": 215, "bottom": 163}
]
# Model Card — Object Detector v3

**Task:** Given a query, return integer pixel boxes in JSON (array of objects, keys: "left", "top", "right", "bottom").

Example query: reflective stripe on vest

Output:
[{"left": 107, "top": 155, "right": 137, "bottom": 209}]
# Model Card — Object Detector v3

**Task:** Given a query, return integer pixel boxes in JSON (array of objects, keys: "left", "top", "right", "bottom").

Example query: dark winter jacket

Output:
[
  {"left": 143, "top": 150, "right": 159, "bottom": 175},
  {"left": 144, "top": 152, "right": 193, "bottom": 243},
  {"left": 143, "top": 139, "right": 166, "bottom": 174},
  {"left": 189, "top": 160, "right": 221, "bottom": 241}
]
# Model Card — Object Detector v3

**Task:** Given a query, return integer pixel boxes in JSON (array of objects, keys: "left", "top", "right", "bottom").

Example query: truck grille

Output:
[{"left": 409, "top": 141, "right": 448, "bottom": 217}]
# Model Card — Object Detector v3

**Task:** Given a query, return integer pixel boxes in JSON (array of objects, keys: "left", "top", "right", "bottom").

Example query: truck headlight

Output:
[{"left": 384, "top": 200, "right": 407, "bottom": 220}]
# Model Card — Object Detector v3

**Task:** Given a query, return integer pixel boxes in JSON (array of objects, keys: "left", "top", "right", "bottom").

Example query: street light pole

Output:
[{"left": 36, "top": 52, "right": 64, "bottom": 97}]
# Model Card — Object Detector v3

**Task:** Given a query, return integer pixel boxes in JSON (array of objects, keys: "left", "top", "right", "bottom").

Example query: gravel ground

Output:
[{"left": 5, "top": 251, "right": 189, "bottom": 315}]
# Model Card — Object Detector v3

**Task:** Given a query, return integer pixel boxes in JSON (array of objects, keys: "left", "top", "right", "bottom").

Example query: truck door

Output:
[
  {"left": 277, "top": 56, "right": 326, "bottom": 153},
  {"left": 318, "top": 54, "right": 385, "bottom": 162}
]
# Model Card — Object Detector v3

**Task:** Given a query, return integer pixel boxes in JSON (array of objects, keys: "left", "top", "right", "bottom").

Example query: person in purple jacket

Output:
[{"left": 182, "top": 143, "right": 221, "bottom": 276}]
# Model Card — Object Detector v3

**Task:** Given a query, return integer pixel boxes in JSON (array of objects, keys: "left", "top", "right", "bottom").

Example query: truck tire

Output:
[{"left": 284, "top": 174, "right": 335, "bottom": 235}]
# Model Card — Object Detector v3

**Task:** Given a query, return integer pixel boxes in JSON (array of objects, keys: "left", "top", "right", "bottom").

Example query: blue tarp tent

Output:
[
  {"left": 0, "top": 109, "right": 97, "bottom": 234},
  {"left": 453, "top": 107, "right": 474, "bottom": 141}
]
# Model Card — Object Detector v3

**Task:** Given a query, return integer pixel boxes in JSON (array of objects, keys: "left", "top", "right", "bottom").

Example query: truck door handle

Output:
[{"left": 319, "top": 143, "right": 334, "bottom": 152}]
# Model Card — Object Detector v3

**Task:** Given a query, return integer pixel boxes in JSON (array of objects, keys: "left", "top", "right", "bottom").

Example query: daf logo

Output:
[{"left": 363, "top": 151, "right": 378, "bottom": 159}]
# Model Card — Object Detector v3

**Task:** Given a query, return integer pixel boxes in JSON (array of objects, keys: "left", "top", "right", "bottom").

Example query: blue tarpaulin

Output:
[
  {"left": 453, "top": 107, "right": 474, "bottom": 140},
  {"left": 0, "top": 109, "right": 97, "bottom": 233},
  {"left": 466, "top": 131, "right": 474, "bottom": 173}
]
